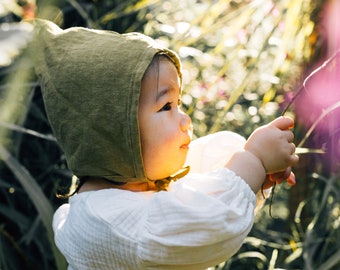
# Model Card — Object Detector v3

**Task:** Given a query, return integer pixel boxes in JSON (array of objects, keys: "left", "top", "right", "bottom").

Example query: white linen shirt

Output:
[{"left": 53, "top": 131, "right": 267, "bottom": 269}]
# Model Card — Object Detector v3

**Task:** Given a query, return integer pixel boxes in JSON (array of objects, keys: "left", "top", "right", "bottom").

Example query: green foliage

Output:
[
  {"left": 0, "top": 0, "right": 339, "bottom": 269},
  {"left": 142, "top": 0, "right": 316, "bottom": 137},
  {"left": 216, "top": 173, "right": 340, "bottom": 270}
]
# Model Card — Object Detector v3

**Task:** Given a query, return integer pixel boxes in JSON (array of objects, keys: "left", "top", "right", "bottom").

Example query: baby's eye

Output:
[{"left": 159, "top": 102, "right": 172, "bottom": 112}]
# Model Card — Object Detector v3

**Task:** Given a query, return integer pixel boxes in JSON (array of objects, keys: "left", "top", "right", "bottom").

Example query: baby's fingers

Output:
[
  {"left": 287, "top": 172, "right": 296, "bottom": 186},
  {"left": 270, "top": 116, "right": 294, "bottom": 130},
  {"left": 267, "top": 168, "right": 296, "bottom": 187},
  {"left": 269, "top": 168, "right": 291, "bottom": 184},
  {"left": 288, "top": 143, "right": 299, "bottom": 165},
  {"left": 283, "top": 129, "right": 295, "bottom": 143}
]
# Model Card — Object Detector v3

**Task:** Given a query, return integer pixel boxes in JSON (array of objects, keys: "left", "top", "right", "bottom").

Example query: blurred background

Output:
[{"left": 0, "top": 0, "right": 339, "bottom": 269}]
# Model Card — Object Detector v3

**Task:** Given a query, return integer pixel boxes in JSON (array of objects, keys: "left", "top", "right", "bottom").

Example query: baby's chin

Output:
[{"left": 146, "top": 159, "right": 188, "bottom": 181}]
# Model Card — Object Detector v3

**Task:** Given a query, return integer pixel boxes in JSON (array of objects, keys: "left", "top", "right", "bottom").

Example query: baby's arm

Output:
[{"left": 226, "top": 116, "right": 299, "bottom": 193}]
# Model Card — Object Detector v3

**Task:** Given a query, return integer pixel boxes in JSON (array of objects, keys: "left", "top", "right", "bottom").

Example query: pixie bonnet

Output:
[{"left": 32, "top": 19, "right": 182, "bottom": 183}]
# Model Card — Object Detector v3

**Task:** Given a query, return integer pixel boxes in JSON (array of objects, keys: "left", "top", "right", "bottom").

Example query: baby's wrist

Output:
[
  {"left": 243, "top": 150, "right": 267, "bottom": 175},
  {"left": 226, "top": 150, "right": 267, "bottom": 193}
]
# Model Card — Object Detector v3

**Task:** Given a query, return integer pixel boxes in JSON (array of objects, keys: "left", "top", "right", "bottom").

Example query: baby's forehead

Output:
[
  {"left": 141, "top": 58, "right": 181, "bottom": 96},
  {"left": 145, "top": 56, "right": 180, "bottom": 83}
]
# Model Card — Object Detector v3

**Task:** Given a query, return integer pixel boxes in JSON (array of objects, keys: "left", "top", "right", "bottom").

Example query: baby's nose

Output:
[{"left": 180, "top": 111, "right": 192, "bottom": 132}]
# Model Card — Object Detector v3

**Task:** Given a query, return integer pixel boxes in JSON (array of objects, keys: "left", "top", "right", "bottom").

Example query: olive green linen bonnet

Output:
[{"left": 32, "top": 19, "right": 182, "bottom": 183}]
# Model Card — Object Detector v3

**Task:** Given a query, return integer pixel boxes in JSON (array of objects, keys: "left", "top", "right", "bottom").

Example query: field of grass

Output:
[{"left": 0, "top": 0, "right": 339, "bottom": 269}]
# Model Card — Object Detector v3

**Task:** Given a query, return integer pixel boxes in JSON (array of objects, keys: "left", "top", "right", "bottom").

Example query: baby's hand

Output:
[{"left": 244, "top": 116, "right": 299, "bottom": 174}]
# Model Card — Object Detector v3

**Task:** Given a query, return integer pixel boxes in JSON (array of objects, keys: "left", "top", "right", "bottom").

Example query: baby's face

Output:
[{"left": 138, "top": 57, "right": 192, "bottom": 180}]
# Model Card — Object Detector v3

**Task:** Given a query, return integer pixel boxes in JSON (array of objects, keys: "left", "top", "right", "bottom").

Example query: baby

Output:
[{"left": 32, "top": 19, "right": 298, "bottom": 270}]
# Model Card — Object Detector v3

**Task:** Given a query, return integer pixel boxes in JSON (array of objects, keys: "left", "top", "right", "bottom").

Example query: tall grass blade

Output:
[
  {"left": 0, "top": 146, "right": 67, "bottom": 269},
  {"left": 0, "top": 121, "right": 57, "bottom": 142},
  {"left": 316, "top": 247, "right": 340, "bottom": 270}
]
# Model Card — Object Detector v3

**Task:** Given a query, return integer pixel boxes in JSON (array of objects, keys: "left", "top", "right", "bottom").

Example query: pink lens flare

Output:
[
  {"left": 286, "top": 51, "right": 340, "bottom": 172},
  {"left": 293, "top": 52, "right": 340, "bottom": 130}
]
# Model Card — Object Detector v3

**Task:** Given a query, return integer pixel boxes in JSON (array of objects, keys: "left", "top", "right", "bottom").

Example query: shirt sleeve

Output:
[{"left": 139, "top": 168, "right": 256, "bottom": 268}]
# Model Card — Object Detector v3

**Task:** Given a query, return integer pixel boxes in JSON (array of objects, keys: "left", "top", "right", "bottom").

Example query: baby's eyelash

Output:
[
  {"left": 159, "top": 102, "right": 172, "bottom": 112},
  {"left": 158, "top": 98, "right": 182, "bottom": 112}
]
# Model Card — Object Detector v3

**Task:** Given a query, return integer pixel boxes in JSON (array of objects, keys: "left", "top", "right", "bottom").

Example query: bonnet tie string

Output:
[{"left": 154, "top": 166, "right": 190, "bottom": 191}]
